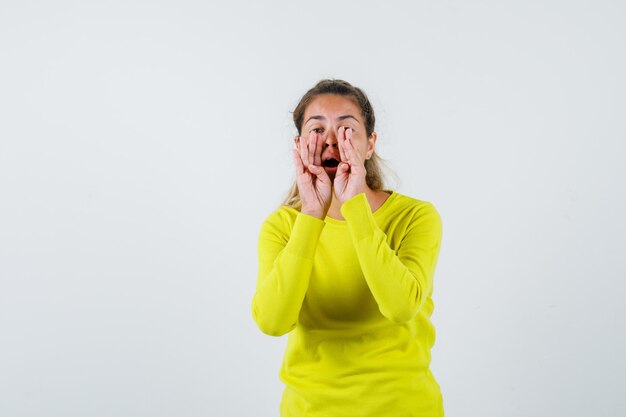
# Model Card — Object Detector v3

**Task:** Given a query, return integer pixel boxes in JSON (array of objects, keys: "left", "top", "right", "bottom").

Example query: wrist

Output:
[
  {"left": 339, "top": 190, "right": 365, "bottom": 206},
  {"left": 301, "top": 208, "right": 326, "bottom": 219}
]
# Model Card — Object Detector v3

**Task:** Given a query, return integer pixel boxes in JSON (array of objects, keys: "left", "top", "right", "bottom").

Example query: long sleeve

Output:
[
  {"left": 340, "top": 193, "right": 443, "bottom": 324},
  {"left": 251, "top": 210, "right": 325, "bottom": 336}
]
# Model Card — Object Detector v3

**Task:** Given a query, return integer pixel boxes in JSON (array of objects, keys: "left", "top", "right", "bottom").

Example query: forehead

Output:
[{"left": 304, "top": 95, "right": 362, "bottom": 122}]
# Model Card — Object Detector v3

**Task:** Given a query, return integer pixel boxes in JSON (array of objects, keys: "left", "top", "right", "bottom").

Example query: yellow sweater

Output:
[{"left": 252, "top": 191, "right": 444, "bottom": 417}]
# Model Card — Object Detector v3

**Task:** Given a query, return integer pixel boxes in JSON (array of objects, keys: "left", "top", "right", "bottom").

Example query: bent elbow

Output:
[
  {"left": 255, "top": 319, "right": 294, "bottom": 337},
  {"left": 251, "top": 303, "right": 295, "bottom": 337},
  {"left": 380, "top": 299, "right": 424, "bottom": 324},
  {"left": 383, "top": 308, "right": 416, "bottom": 324}
]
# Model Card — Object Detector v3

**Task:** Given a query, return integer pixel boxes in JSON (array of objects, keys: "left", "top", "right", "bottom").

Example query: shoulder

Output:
[
  {"left": 385, "top": 191, "right": 441, "bottom": 220},
  {"left": 381, "top": 191, "right": 443, "bottom": 240},
  {"left": 258, "top": 204, "right": 300, "bottom": 239}
]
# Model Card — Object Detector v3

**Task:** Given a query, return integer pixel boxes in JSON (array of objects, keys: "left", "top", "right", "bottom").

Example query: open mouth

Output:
[{"left": 322, "top": 158, "right": 340, "bottom": 168}]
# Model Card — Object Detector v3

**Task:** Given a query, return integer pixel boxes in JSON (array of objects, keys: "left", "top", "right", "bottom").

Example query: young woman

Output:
[{"left": 251, "top": 79, "right": 444, "bottom": 416}]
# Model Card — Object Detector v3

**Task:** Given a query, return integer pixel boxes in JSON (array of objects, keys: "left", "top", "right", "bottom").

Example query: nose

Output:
[{"left": 324, "top": 130, "right": 338, "bottom": 148}]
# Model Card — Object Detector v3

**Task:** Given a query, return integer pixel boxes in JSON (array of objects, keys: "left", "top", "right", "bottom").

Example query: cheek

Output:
[
  {"left": 354, "top": 142, "right": 369, "bottom": 158},
  {"left": 360, "top": 140, "right": 374, "bottom": 158}
]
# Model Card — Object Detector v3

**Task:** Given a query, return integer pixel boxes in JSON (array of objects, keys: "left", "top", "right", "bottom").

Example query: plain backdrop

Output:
[{"left": 1, "top": 1, "right": 625, "bottom": 416}]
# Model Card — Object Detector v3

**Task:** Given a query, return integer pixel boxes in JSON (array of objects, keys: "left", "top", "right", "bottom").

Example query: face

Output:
[{"left": 296, "top": 94, "right": 377, "bottom": 180}]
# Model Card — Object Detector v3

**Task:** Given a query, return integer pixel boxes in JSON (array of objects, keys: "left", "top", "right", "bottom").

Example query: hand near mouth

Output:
[
  {"left": 333, "top": 127, "right": 367, "bottom": 205},
  {"left": 293, "top": 132, "right": 332, "bottom": 219}
]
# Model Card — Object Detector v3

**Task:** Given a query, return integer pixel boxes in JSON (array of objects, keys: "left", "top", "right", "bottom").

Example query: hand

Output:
[
  {"left": 333, "top": 127, "right": 367, "bottom": 204},
  {"left": 292, "top": 132, "right": 332, "bottom": 219}
]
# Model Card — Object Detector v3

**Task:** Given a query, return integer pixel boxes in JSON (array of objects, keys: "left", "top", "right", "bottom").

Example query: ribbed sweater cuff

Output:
[
  {"left": 284, "top": 212, "right": 325, "bottom": 258},
  {"left": 340, "top": 192, "right": 377, "bottom": 240}
]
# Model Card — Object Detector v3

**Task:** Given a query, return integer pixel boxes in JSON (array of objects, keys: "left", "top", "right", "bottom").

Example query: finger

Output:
[
  {"left": 337, "top": 126, "right": 347, "bottom": 163},
  {"left": 314, "top": 132, "right": 323, "bottom": 167},
  {"left": 344, "top": 128, "right": 362, "bottom": 165},
  {"left": 299, "top": 136, "right": 309, "bottom": 173},
  {"left": 299, "top": 134, "right": 310, "bottom": 168},
  {"left": 309, "top": 164, "right": 331, "bottom": 185},
  {"left": 307, "top": 132, "right": 316, "bottom": 167},
  {"left": 293, "top": 149, "right": 305, "bottom": 175},
  {"left": 345, "top": 127, "right": 352, "bottom": 142}
]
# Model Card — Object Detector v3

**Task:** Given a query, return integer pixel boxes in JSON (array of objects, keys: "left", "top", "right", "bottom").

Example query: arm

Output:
[
  {"left": 251, "top": 211, "right": 325, "bottom": 336},
  {"left": 340, "top": 193, "right": 443, "bottom": 324}
]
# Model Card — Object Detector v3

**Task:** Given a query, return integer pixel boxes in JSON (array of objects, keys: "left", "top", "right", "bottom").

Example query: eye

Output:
[{"left": 310, "top": 127, "right": 324, "bottom": 134}]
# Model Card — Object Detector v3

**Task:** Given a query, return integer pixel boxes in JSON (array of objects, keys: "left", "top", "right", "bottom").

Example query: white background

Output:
[{"left": 1, "top": 1, "right": 624, "bottom": 416}]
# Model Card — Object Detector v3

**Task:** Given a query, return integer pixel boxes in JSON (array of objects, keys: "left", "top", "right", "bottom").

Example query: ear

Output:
[
  {"left": 293, "top": 135, "right": 300, "bottom": 148},
  {"left": 366, "top": 131, "right": 377, "bottom": 160}
]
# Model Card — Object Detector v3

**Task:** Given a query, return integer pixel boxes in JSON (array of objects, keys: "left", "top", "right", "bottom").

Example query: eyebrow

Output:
[{"left": 304, "top": 114, "right": 360, "bottom": 125}]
